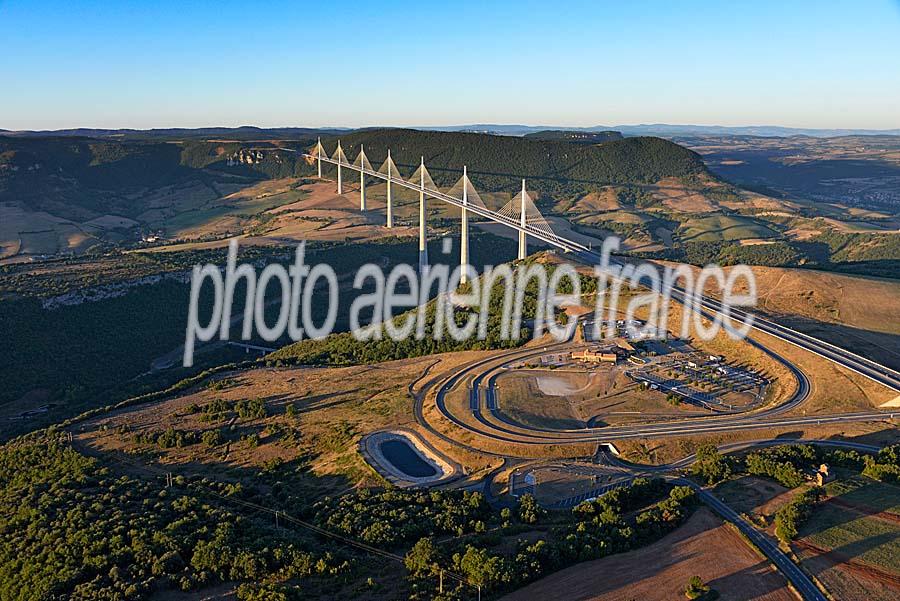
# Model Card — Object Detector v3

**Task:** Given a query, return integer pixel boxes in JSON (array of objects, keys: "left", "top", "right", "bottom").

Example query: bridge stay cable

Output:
[{"left": 307, "top": 150, "right": 575, "bottom": 252}]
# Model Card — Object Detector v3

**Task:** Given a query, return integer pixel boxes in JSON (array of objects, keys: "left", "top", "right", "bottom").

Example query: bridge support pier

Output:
[
  {"left": 359, "top": 144, "right": 366, "bottom": 210},
  {"left": 460, "top": 165, "right": 469, "bottom": 286},
  {"left": 418, "top": 156, "right": 428, "bottom": 272},
  {"left": 316, "top": 137, "right": 322, "bottom": 178},
  {"left": 336, "top": 141, "right": 343, "bottom": 195},
  {"left": 518, "top": 179, "right": 527, "bottom": 260},
  {"left": 386, "top": 149, "right": 393, "bottom": 227}
]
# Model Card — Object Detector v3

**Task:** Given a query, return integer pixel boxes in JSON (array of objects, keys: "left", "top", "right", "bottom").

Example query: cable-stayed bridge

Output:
[
  {"left": 305, "top": 139, "right": 570, "bottom": 281},
  {"left": 304, "top": 139, "right": 900, "bottom": 393}
]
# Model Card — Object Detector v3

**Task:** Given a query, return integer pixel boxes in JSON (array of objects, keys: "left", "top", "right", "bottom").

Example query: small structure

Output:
[
  {"left": 572, "top": 346, "right": 620, "bottom": 364},
  {"left": 815, "top": 464, "right": 833, "bottom": 486},
  {"left": 540, "top": 353, "right": 568, "bottom": 366}
]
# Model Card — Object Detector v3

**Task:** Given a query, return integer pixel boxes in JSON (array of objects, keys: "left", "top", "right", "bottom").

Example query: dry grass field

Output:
[
  {"left": 140, "top": 180, "right": 425, "bottom": 254},
  {"left": 616, "top": 421, "right": 899, "bottom": 466},
  {"left": 747, "top": 266, "right": 900, "bottom": 336},
  {"left": 501, "top": 507, "right": 795, "bottom": 601},
  {"left": 498, "top": 367, "right": 709, "bottom": 430},
  {"left": 74, "top": 353, "right": 505, "bottom": 499},
  {"left": 0, "top": 202, "right": 108, "bottom": 261},
  {"left": 650, "top": 176, "right": 719, "bottom": 213}
]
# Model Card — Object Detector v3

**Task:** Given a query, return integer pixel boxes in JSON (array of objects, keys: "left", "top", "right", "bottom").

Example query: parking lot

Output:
[{"left": 629, "top": 352, "right": 768, "bottom": 412}]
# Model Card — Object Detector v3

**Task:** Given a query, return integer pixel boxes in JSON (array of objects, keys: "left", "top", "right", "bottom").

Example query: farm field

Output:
[
  {"left": 677, "top": 213, "right": 779, "bottom": 242},
  {"left": 500, "top": 507, "right": 795, "bottom": 601},
  {"left": 792, "top": 476, "right": 900, "bottom": 601}
]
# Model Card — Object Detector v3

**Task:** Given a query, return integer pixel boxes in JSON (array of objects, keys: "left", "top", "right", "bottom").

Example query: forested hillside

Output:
[
  {"left": 321, "top": 129, "right": 707, "bottom": 196},
  {"left": 0, "top": 136, "right": 314, "bottom": 218},
  {"left": 523, "top": 129, "right": 624, "bottom": 143},
  {"left": 0, "top": 129, "right": 707, "bottom": 223}
]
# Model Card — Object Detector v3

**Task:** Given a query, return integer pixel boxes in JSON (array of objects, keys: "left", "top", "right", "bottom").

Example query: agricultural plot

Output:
[
  {"left": 792, "top": 476, "right": 900, "bottom": 601},
  {"left": 502, "top": 508, "right": 795, "bottom": 601},
  {"left": 678, "top": 214, "right": 779, "bottom": 242}
]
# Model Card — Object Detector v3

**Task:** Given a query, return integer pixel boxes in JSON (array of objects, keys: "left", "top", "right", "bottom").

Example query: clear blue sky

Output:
[{"left": 2, "top": 0, "right": 899, "bottom": 130}]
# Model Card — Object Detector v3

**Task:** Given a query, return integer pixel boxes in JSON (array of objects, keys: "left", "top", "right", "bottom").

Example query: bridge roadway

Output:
[{"left": 309, "top": 152, "right": 900, "bottom": 395}]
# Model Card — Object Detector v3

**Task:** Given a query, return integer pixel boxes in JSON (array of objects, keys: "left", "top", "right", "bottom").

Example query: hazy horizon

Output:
[{"left": 4, "top": 121, "right": 900, "bottom": 134}]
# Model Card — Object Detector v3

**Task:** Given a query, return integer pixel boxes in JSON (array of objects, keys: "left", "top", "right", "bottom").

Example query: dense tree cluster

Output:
[
  {"left": 741, "top": 443, "right": 900, "bottom": 488},
  {"left": 399, "top": 479, "right": 697, "bottom": 599},
  {"left": 744, "top": 446, "right": 812, "bottom": 488},
  {"left": 644, "top": 240, "right": 803, "bottom": 268},
  {"left": 690, "top": 444, "right": 732, "bottom": 485},
  {"left": 313, "top": 489, "right": 492, "bottom": 546},
  {"left": 774, "top": 486, "right": 824, "bottom": 543},
  {"left": 861, "top": 446, "right": 900, "bottom": 483},
  {"left": 133, "top": 427, "right": 201, "bottom": 449},
  {"left": 0, "top": 433, "right": 708, "bottom": 601},
  {"left": 0, "top": 436, "right": 347, "bottom": 600}
]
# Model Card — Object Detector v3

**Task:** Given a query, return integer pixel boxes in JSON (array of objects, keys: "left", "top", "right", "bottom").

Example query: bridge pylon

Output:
[
  {"left": 460, "top": 165, "right": 469, "bottom": 286},
  {"left": 386, "top": 149, "right": 393, "bottom": 227},
  {"left": 335, "top": 140, "right": 343, "bottom": 194},
  {"left": 518, "top": 179, "right": 527, "bottom": 260},
  {"left": 497, "top": 179, "right": 557, "bottom": 260},
  {"left": 418, "top": 156, "right": 428, "bottom": 272},
  {"left": 359, "top": 145, "right": 366, "bottom": 210},
  {"left": 316, "top": 137, "right": 323, "bottom": 178}
]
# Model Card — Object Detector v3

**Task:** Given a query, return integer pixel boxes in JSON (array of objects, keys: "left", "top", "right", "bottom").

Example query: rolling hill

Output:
[
  {"left": 319, "top": 128, "right": 708, "bottom": 196},
  {"left": 0, "top": 129, "right": 711, "bottom": 260},
  {"left": 523, "top": 130, "right": 624, "bottom": 144}
]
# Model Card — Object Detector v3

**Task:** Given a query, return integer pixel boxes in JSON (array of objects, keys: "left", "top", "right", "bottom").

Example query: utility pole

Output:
[
  {"left": 359, "top": 144, "right": 366, "bottom": 210},
  {"left": 460, "top": 165, "right": 469, "bottom": 285},
  {"left": 336, "top": 140, "right": 343, "bottom": 194},
  {"left": 418, "top": 156, "right": 428, "bottom": 272},
  {"left": 518, "top": 178, "right": 527, "bottom": 260},
  {"left": 386, "top": 149, "right": 393, "bottom": 228},
  {"left": 439, "top": 569, "right": 443, "bottom": 594}
]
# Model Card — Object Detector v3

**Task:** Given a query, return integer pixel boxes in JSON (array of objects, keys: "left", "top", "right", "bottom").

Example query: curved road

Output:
[{"left": 423, "top": 339, "right": 894, "bottom": 450}]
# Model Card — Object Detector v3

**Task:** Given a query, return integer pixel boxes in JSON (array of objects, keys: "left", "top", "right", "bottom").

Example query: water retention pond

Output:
[{"left": 379, "top": 439, "right": 438, "bottom": 478}]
